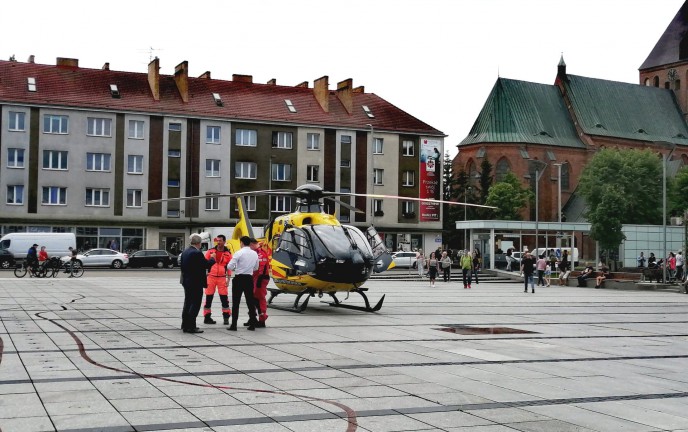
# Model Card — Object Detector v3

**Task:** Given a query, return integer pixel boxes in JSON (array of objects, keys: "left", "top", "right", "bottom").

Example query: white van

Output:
[
  {"left": 535, "top": 247, "right": 579, "bottom": 266},
  {"left": 0, "top": 233, "right": 76, "bottom": 259}
]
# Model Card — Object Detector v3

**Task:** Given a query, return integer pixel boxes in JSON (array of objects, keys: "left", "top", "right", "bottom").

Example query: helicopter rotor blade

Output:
[
  {"left": 323, "top": 197, "right": 365, "bottom": 214},
  {"left": 339, "top": 192, "right": 498, "bottom": 209},
  {"left": 145, "top": 189, "right": 299, "bottom": 204}
]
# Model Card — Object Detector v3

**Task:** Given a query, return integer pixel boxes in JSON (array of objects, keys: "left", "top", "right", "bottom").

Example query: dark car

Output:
[
  {"left": 0, "top": 249, "right": 16, "bottom": 269},
  {"left": 127, "top": 249, "right": 176, "bottom": 269}
]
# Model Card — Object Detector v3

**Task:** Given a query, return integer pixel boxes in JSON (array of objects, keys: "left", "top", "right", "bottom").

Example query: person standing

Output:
[
  {"left": 460, "top": 250, "right": 473, "bottom": 289},
  {"left": 227, "top": 236, "right": 259, "bottom": 331},
  {"left": 505, "top": 248, "right": 513, "bottom": 272},
  {"left": 250, "top": 238, "right": 271, "bottom": 327},
  {"left": 416, "top": 251, "right": 426, "bottom": 278},
  {"left": 521, "top": 251, "right": 536, "bottom": 293},
  {"left": 180, "top": 234, "right": 216, "bottom": 334},
  {"left": 472, "top": 249, "right": 481, "bottom": 284},
  {"left": 203, "top": 235, "right": 233, "bottom": 325},
  {"left": 676, "top": 251, "right": 684, "bottom": 281},
  {"left": 440, "top": 251, "right": 452, "bottom": 282},
  {"left": 536, "top": 254, "right": 548, "bottom": 287},
  {"left": 558, "top": 250, "right": 570, "bottom": 286},
  {"left": 427, "top": 252, "right": 439, "bottom": 288}
]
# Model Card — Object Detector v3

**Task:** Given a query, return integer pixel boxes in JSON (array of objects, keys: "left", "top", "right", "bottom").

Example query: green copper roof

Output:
[
  {"left": 459, "top": 78, "right": 585, "bottom": 148},
  {"left": 564, "top": 74, "right": 688, "bottom": 145}
]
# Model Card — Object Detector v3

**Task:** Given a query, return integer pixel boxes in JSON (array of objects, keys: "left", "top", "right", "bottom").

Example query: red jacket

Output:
[
  {"left": 253, "top": 247, "right": 270, "bottom": 279},
  {"left": 205, "top": 247, "right": 232, "bottom": 277}
]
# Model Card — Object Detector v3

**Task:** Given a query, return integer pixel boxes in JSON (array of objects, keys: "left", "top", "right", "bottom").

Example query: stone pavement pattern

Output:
[{"left": 1, "top": 272, "right": 688, "bottom": 432}]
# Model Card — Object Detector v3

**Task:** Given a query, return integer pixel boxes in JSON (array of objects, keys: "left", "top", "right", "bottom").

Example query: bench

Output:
[{"left": 565, "top": 270, "right": 641, "bottom": 288}]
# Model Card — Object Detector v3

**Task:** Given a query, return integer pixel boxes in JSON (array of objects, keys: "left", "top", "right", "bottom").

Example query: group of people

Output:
[
  {"left": 25, "top": 244, "right": 49, "bottom": 271},
  {"left": 638, "top": 250, "right": 685, "bottom": 282},
  {"left": 519, "top": 249, "right": 572, "bottom": 293},
  {"left": 416, "top": 248, "right": 482, "bottom": 289},
  {"left": 179, "top": 234, "right": 270, "bottom": 334}
]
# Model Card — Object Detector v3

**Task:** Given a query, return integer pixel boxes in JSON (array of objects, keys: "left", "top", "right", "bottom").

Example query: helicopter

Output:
[{"left": 149, "top": 185, "right": 495, "bottom": 313}]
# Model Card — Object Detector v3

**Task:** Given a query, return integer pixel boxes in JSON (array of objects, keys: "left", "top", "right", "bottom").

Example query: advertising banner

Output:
[{"left": 420, "top": 139, "right": 441, "bottom": 221}]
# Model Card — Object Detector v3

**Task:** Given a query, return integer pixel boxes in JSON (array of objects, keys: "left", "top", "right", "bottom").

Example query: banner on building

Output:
[{"left": 419, "top": 138, "right": 441, "bottom": 222}]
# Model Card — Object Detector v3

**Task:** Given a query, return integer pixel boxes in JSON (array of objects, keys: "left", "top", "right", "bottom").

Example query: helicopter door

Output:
[
  {"left": 272, "top": 228, "right": 316, "bottom": 274},
  {"left": 365, "top": 226, "right": 394, "bottom": 273}
]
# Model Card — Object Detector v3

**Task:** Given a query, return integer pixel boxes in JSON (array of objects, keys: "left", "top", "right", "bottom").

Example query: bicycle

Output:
[
  {"left": 14, "top": 260, "right": 48, "bottom": 278},
  {"left": 62, "top": 260, "right": 84, "bottom": 278}
]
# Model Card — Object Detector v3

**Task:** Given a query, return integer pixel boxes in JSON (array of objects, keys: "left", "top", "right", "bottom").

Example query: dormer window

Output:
[
  {"left": 362, "top": 105, "right": 374, "bottom": 118},
  {"left": 110, "top": 84, "right": 120, "bottom": 98},
  {"left": 285, "top": 99, "right": 296, "bottom": 113},
  {"left": 27, "top": 77, "right": 36, "bottom": 92},
  {"left": 212, "top": 93, "right": 223, "bottom": 106}
]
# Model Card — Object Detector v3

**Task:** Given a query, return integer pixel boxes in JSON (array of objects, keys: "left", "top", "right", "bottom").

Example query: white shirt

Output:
[
  {"left": 676, "top": 253, "right": 684, "bottom": 267},
  {"left": 227, "top": 246, "right": 259, "bottom": 275}
]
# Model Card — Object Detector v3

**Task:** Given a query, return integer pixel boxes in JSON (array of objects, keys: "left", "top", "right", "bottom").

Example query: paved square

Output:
[{"left": 2, "top": 271, "right": 688, "bottom": 432}]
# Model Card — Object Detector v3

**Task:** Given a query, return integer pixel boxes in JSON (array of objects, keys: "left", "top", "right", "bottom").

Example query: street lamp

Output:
[
  {"left": 663, "top": 144, "right": 677, "bottom": 283},
  {"left": 464, "top": 186, "right": 472, "bottom": 248},
  {"left": 529, "top": 159, "right": 548, "bottom": 255},
  {"left": 367, "top": 124, "right": 374, "bottom": 221}
]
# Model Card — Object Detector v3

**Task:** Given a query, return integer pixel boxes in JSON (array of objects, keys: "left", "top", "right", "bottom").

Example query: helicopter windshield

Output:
[
  {"left": 305, "top": 225, "right": 373, "bottom": 259},
  {"left": 277, "top": 228, "right": 312, "bottom": 259}
]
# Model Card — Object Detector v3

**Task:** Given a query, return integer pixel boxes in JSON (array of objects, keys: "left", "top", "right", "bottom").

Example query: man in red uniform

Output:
[
  {"left": 250, "top": 238, "right": 270, "bottom": 328},
  {"left": 203, "top": 235, "right": 232, "bottom": 325}
]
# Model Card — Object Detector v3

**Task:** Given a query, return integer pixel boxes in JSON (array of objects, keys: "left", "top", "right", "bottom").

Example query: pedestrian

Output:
[
  {"left": 250, "top": 238, "right": 271, "bottom": 328},
  {"left": 203, "top": 235, "right": 233, "bottom": 325},
  {"left": 668, "top": 252, "right": 677, "bottom": 281},
  {"left": 460, "top": 249, "right": 473, "bottom": 289},
  {"left": 416, "top": 250, "right": 426, "bottom": 278},
  {"left": 227, "top": 236, "right": 259, "bottom": 331},
  {"left": 558, "top": 250, "right": 570, "bottom": 286},
  {"left": 521, "top": 251, "right": 536, "bottom": 293},
  {"left": 544, "top": 266, "right": 551, "bottom": 287},
  {"left": 676, "top": 251, "right": 684, "bottom": 281},
  {"left": 472, "top": 250, "right": 480, "bottom": 284},
  {"left": 180, "top": 234, "right": 216, "bottom": 334},
  {"left": 440, "top": 251, "right": 452, "bottom": 282},
  {"left": 505, "top": 248, "right": 513, "bottom": 272},
  {"left": 637, "top": 252, "right": 646, "bottom": 268},
  {"left": 426, "top": 252, "right": 439, "bottom": 288},
  {"left": 536, "top": 254, "right": 547, "bottom": 287}
]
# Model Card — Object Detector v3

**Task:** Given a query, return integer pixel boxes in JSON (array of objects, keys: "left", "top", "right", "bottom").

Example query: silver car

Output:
[
  {"left": 61, "top": 248, "right": 129, "bottom": 269},
  {"left": 392, "top": 251, "right": 420, "bottom": 268}
]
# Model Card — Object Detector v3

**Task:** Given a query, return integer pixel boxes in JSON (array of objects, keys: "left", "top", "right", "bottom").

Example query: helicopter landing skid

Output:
[
  {"left": 267, "top": 288, "right": 313, "bottom": 313},
  {"left": 323, "top": 288, "right": 385, "bottom": 313}
]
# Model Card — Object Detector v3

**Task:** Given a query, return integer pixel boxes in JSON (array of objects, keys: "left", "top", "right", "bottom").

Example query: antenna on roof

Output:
[{"left": 137, "top": 47, "right": 164, "bottom": 64}]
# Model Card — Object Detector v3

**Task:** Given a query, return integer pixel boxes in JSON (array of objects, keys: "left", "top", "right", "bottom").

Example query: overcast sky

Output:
[{"left": 1, "top": 0, "right": 684, "bottom": 158}]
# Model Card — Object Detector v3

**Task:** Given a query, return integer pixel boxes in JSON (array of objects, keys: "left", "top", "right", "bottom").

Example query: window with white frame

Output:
[
  {"left": 307, "top": 133, "right": 320, "bottom": 150},
  {"left": 42, "top": 187, "right": 67, "bottom": 205},
  {"left": 272, "top": 163, "right": 291, "bottom": 181},
  {"left": 7, "top": 148, "right": 24, "bottom": 168},
  {"left": 373, "top": 168, "right": 384, "bottom": 185},
  {"left": 402, "top": 140, "right": 414, "bottom": 156},
  {"left": 169, "top": 123, "right": 182, "bottom": 131},
  {"left": 168, "top": 150, "right": 181, "bottom": 158},
  {"left": 235, "top": 129, "right": 257, "bottom": 146},
  {"left": 206, "top": 126, "right": 221, "bottom": 144},
  {"left": 373, "top": 199, "right": 383, "bottom": 213},
  {"left": 341, "top": 135, "right": 352, "bottom": 144},
  {"left": 87, "top": 117, "right": 112, "bottom": 137},
  {"left": 7, "top": 185, "right": 24, "bottom": 205},
  {"left": 86, "top": 153, "right": 111, "bottom": 171},
  {"left": 127, "top": 155, "right": 143, "bottom": 174},
  {"left": 307, "top": 165, "right": 319, "bottom": 182},
  {"left": 272, "top": 131, "right": 293, "bottom": 149},
  {"left": 43, "top": 115, "right": 68, "bottom": 134},
  {"left": 168, "top": 179, "right": 180, "bottom": 187},
  {"left": 205, "top": 193, "right": 220, "bottom": 211},
  {"left": 402, "top": 201, "right": 415, "bottom": 214},
  {"left": 9, "top": 112, "right": 25, "bottom": 131},
  {"left": 126, "top": 189, "right": 142, "bottom": 208},
  {"left": 402, "top": 170, "right": 415, "bottom": 187},
  {"left": 273, "top": 196, "right": 292, "bottom": 212},
  {"left": 234, "top": 196, "right": 257, "bottom": 212},
  {"left": 235, "top": 162, "right": 257, "bottom": 179},
  {"left": 339, "top": 214, "right": 350, "bottom": 223},
  {"left": 341, "top": 159, "right": 351, "bottom": 168},
  {"left": 206, "top": 159, "right": 221, "bottom": 177},
  {"left": 86, "top": 188, "right": 110, "bottom": 207},
  {"left": 42, "top": 150, "right": 68, "bottom": 170},
  {"left": 167, "top": 210, "right": 180, "bottom": 217},
  {"left": 373, "top": 138, "right": 383, "bottom": 154},
  {"left": 128, "top": 120, "right": 145, "bottom": 139}
]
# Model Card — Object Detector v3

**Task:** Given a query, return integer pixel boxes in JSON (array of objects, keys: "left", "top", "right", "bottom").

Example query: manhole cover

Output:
[{"left": 435, "top": 325, "right": 537, "bottom": 335}]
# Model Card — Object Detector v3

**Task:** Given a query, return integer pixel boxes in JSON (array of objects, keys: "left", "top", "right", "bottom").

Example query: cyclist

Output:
[{"left": 26, "top": 244, "right": 39, "bottom": 274}]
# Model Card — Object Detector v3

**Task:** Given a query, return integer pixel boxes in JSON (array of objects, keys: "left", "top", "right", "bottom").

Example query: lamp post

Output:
[
  {"left": 367, "top": 124, "right": 374, "bottom": 221},
  {"left": 464, "top": 186, "right": 472, "bottom": 249},
  {"left": 663, "top": 145, "right": 677, "bottom": 283},
  {"left": 529, "top": 160, "right": 547, "bottom": 255}
]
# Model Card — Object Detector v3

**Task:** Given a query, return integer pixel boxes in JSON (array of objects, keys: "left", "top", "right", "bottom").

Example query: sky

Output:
[{"left": 1, "top": 0, "right": 684, "bottom": 159}]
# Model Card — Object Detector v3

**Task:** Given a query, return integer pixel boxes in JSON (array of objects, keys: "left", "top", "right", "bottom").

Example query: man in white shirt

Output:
[
  {"left": 227, "top": 236, "right": 259, "bottom": 331},
  {"left": 676, "top": 251, "right": 684, "bottom": 281}
]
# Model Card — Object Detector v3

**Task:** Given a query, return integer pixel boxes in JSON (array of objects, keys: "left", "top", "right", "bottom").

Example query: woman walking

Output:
[
  {"left": 416, "top": 250, "right": 426, "bottom": 279},
  {"left": 427, "top": 252, "right": 439, "bottom": 288}
]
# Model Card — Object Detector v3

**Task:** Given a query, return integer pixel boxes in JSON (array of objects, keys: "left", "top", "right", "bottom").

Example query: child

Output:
[{"left": 544, "top": 267, "right": 551, "bottom": 287}]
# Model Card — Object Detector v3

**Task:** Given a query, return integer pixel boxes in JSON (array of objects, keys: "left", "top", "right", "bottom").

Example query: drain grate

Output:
[{"left": 435, "top": 325, "right": 537, "bottom": 335}]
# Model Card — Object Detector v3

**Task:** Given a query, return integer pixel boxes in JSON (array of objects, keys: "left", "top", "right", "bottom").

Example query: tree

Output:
[
  {"left": 578, "top": 148, "right": 662, "bottom": 251},
  {"left": 485, "top": 172, "right": 532, "bottom": 220},
  {"left": 475, "top": 159, "right": 494, "bottom": 219},
  {"left": 442, "top": 152, "right": 462, "bottom": 248},
  {"left": 668, "top": 167, "right": 688, "bottom": 217}
]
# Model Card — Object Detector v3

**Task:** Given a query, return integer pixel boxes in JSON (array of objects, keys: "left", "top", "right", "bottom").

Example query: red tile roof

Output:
[{"left": 0, "top": 60, "right": 443, "bottom": 136}]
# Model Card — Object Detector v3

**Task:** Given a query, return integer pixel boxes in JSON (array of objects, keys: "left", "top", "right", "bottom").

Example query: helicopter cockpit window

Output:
[
  {"left": 364, "top": 226, "right": 387, "bottom": 258},
  {"left": 307, "top": 225, "right": 373, "bottom": 259},
  {"left": 344, "top": 226, "right": 374, "bottom": 257},
  {"left": 278, "top": 228, "right": 312, "bottom": 259}
]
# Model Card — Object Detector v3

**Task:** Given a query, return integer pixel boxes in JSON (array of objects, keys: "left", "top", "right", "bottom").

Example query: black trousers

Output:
[
  {"left": 231, "top": 274, "right": 257, "bottom": 326},
  {"left": 442, "top": 267, "right": 450, "bottom": 281},
  {"left": 182, "top": 284, "right": 203, "bottom": 330}
]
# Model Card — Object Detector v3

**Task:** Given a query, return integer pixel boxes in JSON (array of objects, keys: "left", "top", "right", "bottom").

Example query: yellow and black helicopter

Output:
[{"left": 150, "top": 185, "right": 494, "bottom": 313}]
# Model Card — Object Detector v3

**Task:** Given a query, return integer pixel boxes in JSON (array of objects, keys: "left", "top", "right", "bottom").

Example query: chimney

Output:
[
  {"left": 232, "top": 74, "right": 253, "bottom": 83},
  {"left": 148, "top": 57, "right": 160, "bottom": 101},
  {"left": 198, "top": 71, "right": 211, "bottom": 79},
  {"left": 337, "top": 78, "right": 353, "bottom": 114},
  {"left": 314, "top": 76, "right": 329, "bottom": 113},
  {"left": 267, "top": 78, "right": 276, "bottom": 85},
  {"left": 353, "top": 86, "right": 365, "bottom": 93},
  {"left": 102, "top": 62, "right": 110, "bottom": 71},
  {"left": 174, "top": 61, "right": 189, "bottom": 103},
  {"left": 27, "top": 55, "right": 35, "bottom": 63},
  {"left": 56, "top": 57, "right": 79, "bottom": 68},
  {"left": 295, "top": 81, "right": 309, "bottom": 88}
]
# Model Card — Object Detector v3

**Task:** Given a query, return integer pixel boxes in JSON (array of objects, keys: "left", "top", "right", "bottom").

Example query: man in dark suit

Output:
[{"left": 180, "top": 234, "right": 216, "bottom": 333}]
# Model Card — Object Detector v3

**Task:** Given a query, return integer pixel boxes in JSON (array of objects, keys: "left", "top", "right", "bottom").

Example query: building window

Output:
[
  {"left": 307, "top": 133, "right": 320, "bottom": 150},
  {"left": 235, "top": 129, "right": 257, "bottom": 146},
  {"left": 476, "top": 147, "right": 486, "bottom": 158},
  {"left": 307, "top": 165, "right": 319, "bottom": 182},
  {"left": 272, "top": 131, "right": 293, "bottom": 149},
  {"left": 273, "top": 196, "right": 292, "bottom": 212},
  {"left": 373, "top": 168, "right": 384, "bottom": 185},
  {"left": 546, "top": 150, "right": 556, "bottom": 161},
  {"left": 168, "top": 179, "right": 180, "bottom": 188},
  {"left": 496, "top": 158, "right": 510, "bottom": 182},
  {"left": 8, "top": 111, "right": 25, "bottom": 131},
  {"left": 402, "top": 170, "right": 415, "bottom": 187},
  {"left": 168, "top": 150, "right": 181, "bottom": 158},
  {"left": 167, "top": 210, "right": 180, "bottom": 218},
  {"left": 7, "top": 148, "right": 25, "bottom": 168},
  {"left": 373, "top": 138, "right": 383, "bottom": 154},
  {"left": 169, "top": 123, "right": 182, "bottom": 131},
  {"left": 127, "top": 155, "right": 143, "bottom": 174},
  {"left": 235, "top": 196, "right": 257, "bottom": 212},
  {"left": 206, "top": 159, "right": 221, "bottom": 177},
  {"left": 402, "top": 140, "right": 414, "bottom": 156},
  {"left": 42, "top": 150, "right": 68, "bottom": 170},
  {"left": 87, "top": 117, "right": 112, "bottom": 137},
  {"left": 128, "top": 120, "right": 145, "bottom": 139},
  {"left": 561, "top": 163, "right": 570, "bottom": 190},
  {"left": 341, "top": 135, "right": 352, "bottom": 144},
  {"left": 206, "top": 126, "right": 221, "bottom": 144},
  {"left": 341, "top": 159, "right": 351, "bottom": 168},
  {"left": 126, "top": 189, "right": 142, "bottom": 208},
  {"left": 373, "top": 199, "right": 383, "bottom": 214},
  {"left": 402, "top": 201, "right": 415, "bottom": 215},
  {"left": 86, "top": 153, "right": 111, "bottom": 171},
  {"left": 86, "top": 188, "right": 110, "bottom": 207},
  {"left": 205, "top": 193, "right": 220, "bottom": 211},
  {"left": 7, "top": 185, "right": 24, "bottom": 205},
  {"left": 42, "top": 187, "right": 67, "bottom": 205},
  {"left": 43, "top": 115, "right": 68, "bottom": 134},
  {"left": 235, "top": 162, "right": 257, "bottom": 179},
  {"left": 272, "top": 163, "right": 292, "bottom": 182}
]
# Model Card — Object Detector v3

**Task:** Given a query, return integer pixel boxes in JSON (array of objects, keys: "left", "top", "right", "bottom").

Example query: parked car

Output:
[
  {"left": 127, "top": 249, "right": 176, "bottom": 269},
  {"left": 0, "top": 249, "right": 16, "bottom": 269},
  {"left": 61, "top": 248, "right": 129, "bottom": 269},
  {"left": 392, "top": 251, "right": 420, "bottom": 268}
]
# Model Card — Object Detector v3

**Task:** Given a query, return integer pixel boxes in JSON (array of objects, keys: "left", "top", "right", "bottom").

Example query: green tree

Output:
[
  {"left": 475, "top": 159, "right": 494, "bottom": 219},
  {"left": 485, "top": 172, "right": 532, "bottom": 220},
  {"left": 442, "top": 152, "right": 462, "bottom": 248},
  {"left": 668, "top": 166, "right": 688, "bottom": 217}
]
